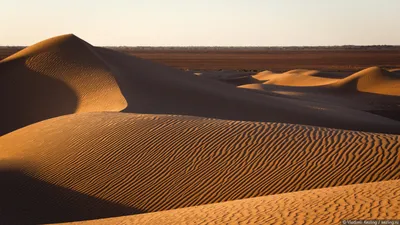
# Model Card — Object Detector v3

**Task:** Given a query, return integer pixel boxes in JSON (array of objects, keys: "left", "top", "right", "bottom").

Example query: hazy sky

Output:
[{"left": 1, "top": 0, "right": 399, "bottom": 46}]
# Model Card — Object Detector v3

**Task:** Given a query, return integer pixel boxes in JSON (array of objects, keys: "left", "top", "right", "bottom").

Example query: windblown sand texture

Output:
[
  {"left": 57, "top": 180, "right": 400, "bottom": 225},
  {"left": 0, "top": 34, "right": 399, "bottom": 224},
  {"left": 1, "top": 112, "right": 400, "bottom": 224}
]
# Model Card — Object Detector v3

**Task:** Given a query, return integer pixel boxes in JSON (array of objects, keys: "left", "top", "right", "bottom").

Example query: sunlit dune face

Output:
[
  {"left": 24, "top": 51, "right": 127, "bottom": 112},
  {"left": 57, "top": 180, "right": 400, "bottom": 225},
  {"left": 252, "top": 70, "right": 339, "bottom": 87},
  {"left": 338, "top": 67, "right": 400, "bottom": 96},
  {"left": 247, "top": 67, "right": 400, "bottom": 97},
  {"left": 1, "top": 112, "right": 399, "bottom": 219},
  {"left": 8, "top": 35, "right": 129, "bottom": 113}
]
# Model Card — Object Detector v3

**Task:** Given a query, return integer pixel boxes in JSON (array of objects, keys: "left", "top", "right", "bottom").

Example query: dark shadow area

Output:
[
  {"left": 0, "top": 59, "right": 78, "bottom": 135},
  {"left": 218, "top": 75, "right": 261, "bottom": 86},
  {"left": 368, "top": 109, "right": 400, "bottom": 122},
  {"left": 0, "top": 168, "right": 143, "bottom": 225}
]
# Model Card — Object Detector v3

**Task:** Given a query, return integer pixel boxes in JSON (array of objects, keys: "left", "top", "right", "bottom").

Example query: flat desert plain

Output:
[
  {"left": 2, "top": 45, "right": 400, "bottom": 72},
  {"left": 0, "top": 34, "right": 399, "bottom": 225}
]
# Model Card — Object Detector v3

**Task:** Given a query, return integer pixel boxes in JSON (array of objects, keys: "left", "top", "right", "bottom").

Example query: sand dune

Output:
[
  {"left": 1, "top": 34, "right": 400, "bottom": 135},
  {"left": 239, "top": 67, "right": 400, "bottom": 119},
  {"left": 0, "top": 34, "right": 127, "bottom": 135},
  {"left": 1, "top": 34, "right": 400, "bottom": 224},
  {"left": 333, "top": 67, "right": 400, "bottom": 96},
  {"left": 57, "top": 179, "right": 400, "bottom": 225},
  {"left": 252, "top": 69, "right": 340, "bottom": 87},
  {"left": 1, "top": 112, "right": 399, "bottom": 224},
  {"left": 248, "top": 67, "right": 400, "bottom": 96}
]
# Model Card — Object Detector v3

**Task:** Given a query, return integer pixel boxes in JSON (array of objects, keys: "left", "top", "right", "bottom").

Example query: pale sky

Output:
[{"left": 1, "top": 0, "right": 399, "bottom": 46}]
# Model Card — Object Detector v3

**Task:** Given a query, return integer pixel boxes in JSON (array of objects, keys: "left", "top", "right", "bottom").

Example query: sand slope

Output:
[
  {"left": 333, "top": 67, "right": 400, "bottom": 96},
  {"left": 1, "top": 112, "right": 399, "bottom": 224},
  {"left": 0, "top": 34, "right": 127, "bottom": 135},
  {"left": 57, "top": 179, "right": 400, "bottom": 225}
]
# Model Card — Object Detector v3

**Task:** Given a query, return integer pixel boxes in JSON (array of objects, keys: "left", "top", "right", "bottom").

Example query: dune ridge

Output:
[
  {"left": 56, "top": 179, "right": 400, "bottom": 225},
  {"left": 1, "top": 112, "right": 399, "bottom": 223}
]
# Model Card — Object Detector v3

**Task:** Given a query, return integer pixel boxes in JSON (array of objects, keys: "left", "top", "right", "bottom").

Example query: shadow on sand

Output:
[
  {"left": 0, "top": 168, "right": 143, "bottom": 225},
  {"left": 0, "top": 59, "right": 78, "bottom": 135}
]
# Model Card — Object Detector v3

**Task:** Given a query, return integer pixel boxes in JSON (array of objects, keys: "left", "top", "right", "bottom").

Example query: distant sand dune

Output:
[
  {"left": 333, "top": 67, "right": 400, "bottom": 96},
  {"left": 1, "top": 112, "right": 399, "bottom": 223},
  {"left": 253, "top": 69, "right": 340, "bottom": 87},
  {"left": 249, "top": 67, "right": 400, "bottom": 96},
  {"left": 57, "top": 179, "right": 400, "bottom": 225},
  {"left": 240, "top": 67, "right": 400, "bottom": 116}
]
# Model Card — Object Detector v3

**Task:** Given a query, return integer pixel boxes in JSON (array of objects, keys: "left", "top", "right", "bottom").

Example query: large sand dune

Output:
[
  {"left": 1, "top": 112, "right": 399, "bottom": 224},
  {"left": 1, "top": 34, "right": 400, "bottom": 135},
  {"left": 57, "top": 179, "right": 400, "bottom": 225},
  {"left": 0, "top": 34, "right": 127, "bottom": 135}
]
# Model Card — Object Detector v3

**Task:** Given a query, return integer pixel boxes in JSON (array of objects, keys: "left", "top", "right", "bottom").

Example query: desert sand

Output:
[
  {"left": 0, "top": 35, "right": 127, "bottom": 135},
  {"left": 57, "top": 180, "right": 400, "bottom": 225},
  {"left": 1, "top": 35, "right": 400, "bottom": 136},
  {"left": 246, "top": 67, "right": 400, "bottom": 96},
  {"left": 0, "top": 34, "right": 399, "bottom": 224}
]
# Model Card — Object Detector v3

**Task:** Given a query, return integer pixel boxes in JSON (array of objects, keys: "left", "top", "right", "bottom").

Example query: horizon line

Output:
[{"left": 2, "top": 45, "right": 400, "bottom": 48}]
